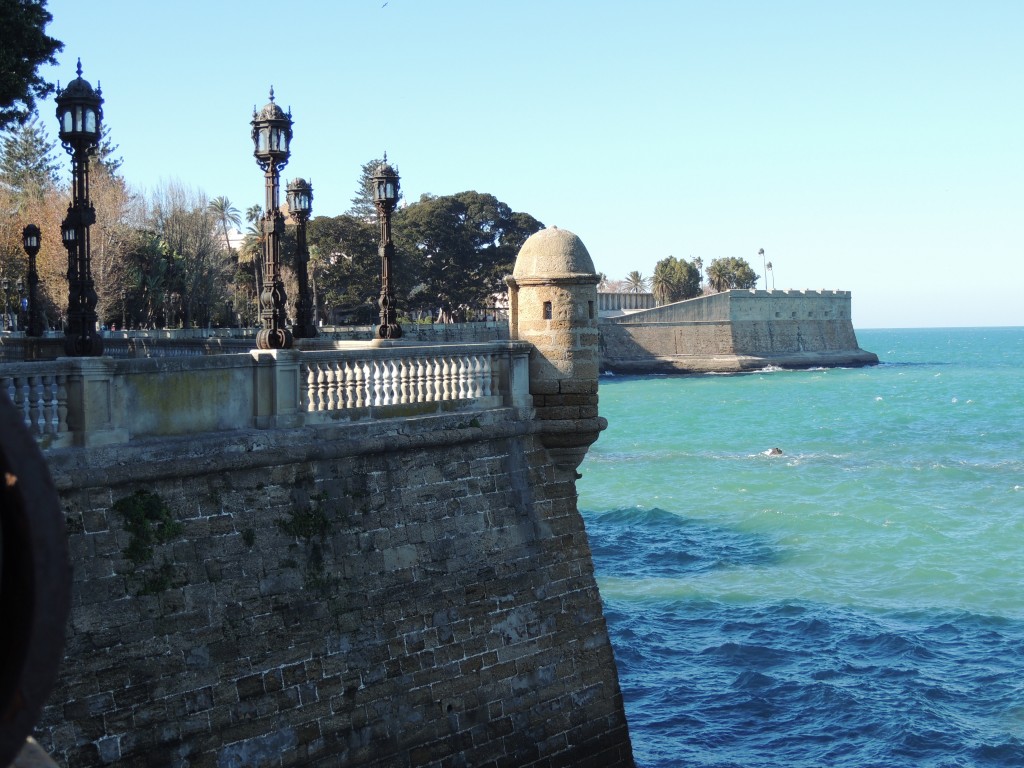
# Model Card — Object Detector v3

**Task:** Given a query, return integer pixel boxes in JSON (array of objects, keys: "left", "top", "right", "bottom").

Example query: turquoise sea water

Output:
[{"left": 578, "top": 328, "right": 1024, "bottom": 768}]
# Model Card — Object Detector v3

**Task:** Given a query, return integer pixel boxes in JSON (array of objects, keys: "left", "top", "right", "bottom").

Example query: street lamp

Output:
[
  {"left": 55, "top": 59, "right": 104, "bottom": 356},
  {"left": 373, "top": 155, "right": 401, "bottom": 339},
  {"left": 251, "top": 87, "right": 293, "bottom": 350},
  {"left": 758, "top": 248, "right": 766, "bottom": 291},
  {"left": 22, "top": 224, "right": 42, "bottom": 337},
  {"left": 286, "top": 178, "right": 317, "bottom": 339}
]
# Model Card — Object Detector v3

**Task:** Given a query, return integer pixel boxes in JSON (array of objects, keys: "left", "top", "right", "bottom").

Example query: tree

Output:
[
  {"left": 92, "top": 125, "right": 123, "bottom": 176},
  {"left": 0, "top": 0, "right": 63, "bottom": 130},
  {"left": 146, "top": 181, "right": 230, "bottom": 327},
  {"left": 209, "top": 196, "right": 242, "bottom": 255},
  {"left": 650, "top": 256, "right": 700, "bottom": 305},
  {"left": 307, "top": 213, "right": 379, "bottom": 323},
  {"left": 0, "top": 114, "right": 60, "bottom": 205},
  {"left": 393, "top": 191, "right": 543, "bottom": 320},
  {"left": 707, "top": 257, "right": 759, "bottom": 292},
  {"left": 624, "top": 270, "right": 648, "bottom": 293},
  {"left": 348, "top": 156, "right": 393, "bottom": 221}
]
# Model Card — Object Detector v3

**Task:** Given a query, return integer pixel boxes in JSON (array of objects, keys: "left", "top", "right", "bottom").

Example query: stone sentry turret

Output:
[{"left": 507, "top": 226, "right": 607, "bottom": 475}]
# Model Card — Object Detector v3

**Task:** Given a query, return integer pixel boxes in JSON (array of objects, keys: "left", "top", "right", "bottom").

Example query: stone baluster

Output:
[
  {"left": 354, "top": 360, "right": 367, "bottom": 408},
  {"left": 441, "top": 357, "right": 452, "bottom": 400},
  {"left": 415, "top": 357, "right": 426, "bottom": 403},
  {"left": 399, "top": 358, "right": 410, "bottom": 404},
  {"left": 343, "top": 360, "right": 355, "bottom": 409},
  {"left": 457, "top": 356, "right": 469, "bottom": 399}
]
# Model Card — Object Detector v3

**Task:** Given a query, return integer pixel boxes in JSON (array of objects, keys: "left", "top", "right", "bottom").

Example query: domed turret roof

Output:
[
  {"left": 58, "top": 59, "right": 101, "bottom": 101},
  {"left": 512, "top": 226, "right": 596, "bottom": 280},
  {"left": 254, "top": 87, "right": 289, "bottom": 122}
]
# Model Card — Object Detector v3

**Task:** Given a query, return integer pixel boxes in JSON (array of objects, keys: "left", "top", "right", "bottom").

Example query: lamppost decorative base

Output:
[
  {"left": 64, "top": 332, "right": 104, "bottom": 357},
  {"left": 256, "top": 328, "right": 293, "bottom": 350},
  {"left": 377, "top": 323, "right": 402, "bottom": 340}
]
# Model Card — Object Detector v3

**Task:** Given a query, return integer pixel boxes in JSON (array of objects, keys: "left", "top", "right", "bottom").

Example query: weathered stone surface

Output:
[{"left": 36, "top": 410, "right": 633, "bottom": 767}]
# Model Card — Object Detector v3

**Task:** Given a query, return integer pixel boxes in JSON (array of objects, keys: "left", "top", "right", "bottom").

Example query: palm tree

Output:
[
  {"left": 766, "top": 261, "right": 774, "bottom": 290},
  {"left": 241, "top": 204, "right": 265, "bottom": 313},
  {"left": 650, "top": 261, "right": 673, "bottom": 306},
  {"left": 707, "top": 260, "right": 730, "bottom": 293},
  {"left": 209, "top": 196, "right": 242, "bottom": 255},
  {"left": 624, "top": 271, "right": 648, "bottom": 294}
]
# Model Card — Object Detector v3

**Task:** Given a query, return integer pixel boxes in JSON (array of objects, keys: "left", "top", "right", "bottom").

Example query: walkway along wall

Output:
[{"left": 600, "top": 289, "right": 878, "bottom": 373}]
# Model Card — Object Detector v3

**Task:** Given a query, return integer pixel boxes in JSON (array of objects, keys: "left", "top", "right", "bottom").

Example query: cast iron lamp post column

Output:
[
  {"left": 1, "top": 278, "right": 9, "bottom": 331},
  {"left": 55, "top": 60, "right": 104, "bottom": 356},
  {"left": 286, "top": 178, "right": 317, "bottom": 339},
  {"left": 373, "top": 156, "right": 401, "bottom": 339},
  {"left": 251, "top": 87, "right": 293, "bottom": 350},
  {"left": 22, "top": 225, "right": 42, "bottom": 337}
]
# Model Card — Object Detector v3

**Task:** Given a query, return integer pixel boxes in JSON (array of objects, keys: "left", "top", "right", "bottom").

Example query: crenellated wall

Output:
[{"left": 600, "top": 289, "right": 878, "bottom": 373}]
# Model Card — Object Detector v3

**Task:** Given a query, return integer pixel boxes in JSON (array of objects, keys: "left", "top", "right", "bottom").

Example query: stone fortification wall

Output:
[
  {"left": 35, "top": 409, "right": 633, "bottom": 767},
  {"left": 601, "top": 290, "right": 877, "bottom": 372}
]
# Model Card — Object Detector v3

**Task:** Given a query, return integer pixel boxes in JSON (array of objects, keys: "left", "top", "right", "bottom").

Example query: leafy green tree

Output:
[
  {"left": 307, "top": 213, "right": 379, "bottom": 323},
  {"left": 651, "top": 256, "right": 700, "bottom": 305},
  {"left": 707, "top": 257, "right": 759, "bottom": 292},
  {"left": 393, "top": 191, "right": 543, "bottom": 320},
  {"left": 624, "top": 270, "right": 648, "bottom": 293},
  {"left": 0, "top": 114, "right": 60, "bottom": 205},
  {"left": 0, "top": 0, "right": 63, "bottom": 129}
]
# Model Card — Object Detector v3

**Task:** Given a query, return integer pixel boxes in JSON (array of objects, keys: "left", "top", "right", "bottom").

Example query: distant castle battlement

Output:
[{"left": 601, "top": 289, "right": 876, "bottom": 373}]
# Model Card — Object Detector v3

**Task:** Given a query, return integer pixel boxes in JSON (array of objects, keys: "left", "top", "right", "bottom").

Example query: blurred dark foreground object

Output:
[{"left": 0, "top": 392, "right": 71, "bottom": 767}]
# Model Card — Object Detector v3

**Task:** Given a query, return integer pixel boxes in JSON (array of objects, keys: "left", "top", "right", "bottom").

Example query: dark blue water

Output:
[{"left": 580, "top": 328, "right": 1024, "bottom": 767}]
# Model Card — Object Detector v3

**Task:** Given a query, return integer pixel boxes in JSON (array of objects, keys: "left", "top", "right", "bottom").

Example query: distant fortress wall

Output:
[{"left": 600, "top": 289, "right": 877, "bottom": 373}]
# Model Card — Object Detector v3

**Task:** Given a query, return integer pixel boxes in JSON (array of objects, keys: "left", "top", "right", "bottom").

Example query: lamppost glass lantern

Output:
[
  {"left": 373, "top": 163, "right": 400, "bottom": 206},
  {"left": 22, "top": 225, "right": 40, "bottom": 254},
  {"left": 62, "top": 218, "right": 76, "bottom": 246},
  {"left": 55, "top": 60, "right": 103, "bottom": 147},
  {"left": 286, "top": 178, "right": 312, "bottom": 217},
  {"left": 251, "top": 87, "right": 292, "bottom": 171}
]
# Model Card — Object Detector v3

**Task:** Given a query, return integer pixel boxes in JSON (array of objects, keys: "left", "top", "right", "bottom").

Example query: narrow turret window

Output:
[
  {"left": 543, "top": 301, "right": 552, "bottom": 319},
  {"left": 588, "top": 301, "right": 594, "bottom": 319}
]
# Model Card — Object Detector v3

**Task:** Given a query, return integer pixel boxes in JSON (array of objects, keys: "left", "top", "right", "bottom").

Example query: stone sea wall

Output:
[
  {"left": 600, "top": 289, "right": 878, "bottom": 373},
  {"left": 35, "top": 409, "right": 633, "bottom": 767}
]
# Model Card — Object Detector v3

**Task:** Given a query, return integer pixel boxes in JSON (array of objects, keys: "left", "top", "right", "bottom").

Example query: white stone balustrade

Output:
[{"left": 0, "top": 342, "right": 533, "bottom": 450}]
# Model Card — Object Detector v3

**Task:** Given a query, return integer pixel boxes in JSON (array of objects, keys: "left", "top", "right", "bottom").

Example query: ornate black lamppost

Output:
[
  {"left": 373, "top": 156, "right": 401, "bottom": 339},
  {"left": 286, "top": 178, "right": 317, "bottom": 339},
  {"left": 22, "top": 225, "right": 42, "bottom": 337},
  {"left": 251, "top": 88, "right": 293, "bottom": 350},
  {"left": 55, "top": 60, "right": 104, "bottom": 356}
]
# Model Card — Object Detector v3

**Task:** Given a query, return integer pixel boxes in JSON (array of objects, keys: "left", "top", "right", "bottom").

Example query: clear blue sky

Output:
[{"left": 39, "top": 0, "right": 1024, "bottom": 328}]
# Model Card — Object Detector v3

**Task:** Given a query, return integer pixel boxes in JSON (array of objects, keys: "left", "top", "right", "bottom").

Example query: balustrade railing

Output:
[
  {"left": 0, "top": 367, "right": 70, "bottom": 448},
  {"left": 300, "top": 349, "right": 498, "bottom": 418},
  {"left": 0, "top": 342, "right": 532, "bottom": 449}
]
